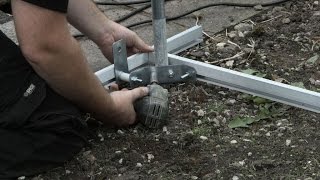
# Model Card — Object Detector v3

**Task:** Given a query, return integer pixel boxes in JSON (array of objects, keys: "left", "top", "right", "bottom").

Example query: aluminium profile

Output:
[{"left": 94, "top": 25, "right": 320, "bottom": 113}]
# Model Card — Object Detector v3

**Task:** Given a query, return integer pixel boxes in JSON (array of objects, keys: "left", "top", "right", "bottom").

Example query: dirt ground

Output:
[{"left": 27, "top": 0, "right": 320, "bottom": 180}]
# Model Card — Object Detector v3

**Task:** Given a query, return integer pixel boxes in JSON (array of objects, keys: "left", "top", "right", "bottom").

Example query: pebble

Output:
[
  {"left": 286, "top": 139, "right": 292, "bottom": 146},
  {"left": 234, "top": 23, "right": 252, "bottom": 32},
  {"left": 197, "top": 120, "right": 202, "bottom": 125},
  {"left": 18, "top": 177, "right": 26, "bottom": 180},
  {"left": 162, "top": 126, "right": 168, "bottom": 132},
  {"left": 119, "top": 158, "right": 123, "bottom": 164},
  {"left": 200, "top": 136, "right": 208, "bottom": 141},
  {"left": 65, "top": 170, "right": 71, "bottom": 174},
  {"left": 282, "top": 18, "right": 291, "bottom": 24},
  {"left": 117, "top": 130, "right": 124, "bottom": 134},
  {"left": 254, "top": 5, "right": 263, "bottom": 10},
  {"left": 226, "top": 99, "right": 237, "bottom": 105},
  {"left": 265, "top": 132, "right": 271, "bottom": 137},
  {"left": 197, "top": 109, "right": 205, "bottom": 117},
  {"left": 232, "top": 176, "right": 239, "bottom": 180},
  {"left": 314, "top": 1, "right": 319, "bottom": 5},
  {"left": 147, "top": 153, "right": 155, "bottom": 162},
  {"left": 248, "top": 152, "right": 253, "bottom": 156},
  {"left": 273, "top": 6, "right": 284, "bottom": 13},
  {"left": 216, "top": 42, "right": 227, "bottom": 49},
  {"left": 136, "top": 163, "right": 143, "bottom": 167},
  {"left": 191, "top": 176, "right": 199, "bottom": 180},
  {"left": 115, "top": 150, "right": 122, "bottom": 154},
  {"left": 228, "top": 31, "right": 237, "bottom": 39},
  {"left": 230, "top": 140, "right": 238, "bottom": 144}
]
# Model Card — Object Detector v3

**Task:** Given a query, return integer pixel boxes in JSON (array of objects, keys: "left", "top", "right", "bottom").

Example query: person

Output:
[{"left": 0, "top": 0, "right": 153, "bottom": 178}]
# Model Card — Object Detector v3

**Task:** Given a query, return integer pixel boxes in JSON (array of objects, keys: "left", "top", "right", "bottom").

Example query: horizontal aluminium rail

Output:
[
  {"left": 169, "top": 54, "right": 320, "bottom": 113},
  {"left": 94, "top": 25, "right": 320, "bottom": 113}
]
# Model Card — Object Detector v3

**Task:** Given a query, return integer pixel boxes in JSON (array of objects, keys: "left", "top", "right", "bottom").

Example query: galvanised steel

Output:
[
  {"left": 95, "top": 26, "right": 203, "bottom": 85},
  {"left": 152, "top": 0, "right": 168, "bottom": 66}
]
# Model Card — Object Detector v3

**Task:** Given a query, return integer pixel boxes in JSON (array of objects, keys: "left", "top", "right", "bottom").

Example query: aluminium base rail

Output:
[{"left": 95, "top": 25, "right": 320, "bottom": 113}]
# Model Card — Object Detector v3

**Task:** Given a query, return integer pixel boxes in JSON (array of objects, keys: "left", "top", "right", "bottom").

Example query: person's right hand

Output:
[{"left": 108, "top": 85, "right": 149, "bottom": 127}]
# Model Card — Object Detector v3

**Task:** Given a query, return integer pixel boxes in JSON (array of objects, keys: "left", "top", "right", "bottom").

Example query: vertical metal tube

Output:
[{"left": 151, "top": 0, "right": 168, "bottom": 66}]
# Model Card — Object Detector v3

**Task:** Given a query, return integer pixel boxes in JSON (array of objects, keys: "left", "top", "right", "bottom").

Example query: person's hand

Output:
[
  {"left": 97, "top": 22, "right": 154, "bottom": 63},
  {"left": 107, "top": 84, "right": 149, "bottom": 127}
]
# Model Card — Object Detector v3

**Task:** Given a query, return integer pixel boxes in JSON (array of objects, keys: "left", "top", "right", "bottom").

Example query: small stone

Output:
[
  {"left": 232, "top": 176, "right": 239, "bottom": 180},
  {"left": 228, "top": 31, "right": 237, "bottom": 39},
  {"left": 197, "top": 120, "right": 202, "bottom": 125},
  {"left": 147, "top": 153, "right": 155, "bottom": 162},
  {"left": 230, "top": 140, "right": 238, "bottom": 144},
  {"left": 200, "top": 136, "right": 208, "bottom": 141},
  {"left": 286, "top": 139, "right": 292, "bottom": 146},
  {"left": 65, "top": 170, "right": 71, "bottom": 174},
  {"left": 282, "top": 18, "right": 291, "bottom": 24},
  {"left": 173, "top": 141, "right": 178, "bottom": 144},
  {"left": 266, "top": 132, "right": 271, "bottom": 137},
  {"left": 117, "top": 130, "right": 124, "bottom": 134},
  {"left": 227, "top": 99, "right": 237, "bottom": 105},
  {"left": 314, "top": 1, "right": 319, "bottom": 5},
  {"left": 191, "top": 176, "right": 199, "bottom": 180},
  {"left": 254, "top": 5, "right": 263, "bottom": 10},
  {"left": 234, "top": 23, "right": 252, "bottom": 32},
  {"left": 248, "top": 152, "right": 253, "bottom": 156},
  {"left": 273, "top": 6, "right": 284, "bottom": 13},
  {"left": 226, "top": 60, "right": 234, "bottom": 67},
  {"left": 216, "top": 42, "right": 227, "bottom": 48},
  {"left": 119, "top": 158, "right": 123, "bottom": 164},
  {"left": 239, "top": 160, "right": 245, "bottom": 166},
  {"left": 197, "top": 109, "right": 205, "bottom": 117},
  {"left": 162, "top": 126, "right": 168, "bottom": 132},
  {"left": 18, "top": 177, "right": 26, "bottom": 180},
  {"left": 115, "top": 150, "right": 122, "bottom": 154},
  {"left": 136, "top": 163, "right": 143, "bottom": 167}
]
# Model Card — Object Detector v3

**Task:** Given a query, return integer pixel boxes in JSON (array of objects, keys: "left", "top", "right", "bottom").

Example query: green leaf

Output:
[
  {"left": 306, "top": 54, "right": 319, "bottom": 65},
  {"left": 291, "top": 82, "right": 306, "bottom": 89},
  {"left": 253, "top": 97, "right": 270, "bottom": 105},
  {"left": 228, "top": 116, "right": 256, "bottom": 128},
  {"left": 241, "top": 69, "right": 259, "bottom": 75}
]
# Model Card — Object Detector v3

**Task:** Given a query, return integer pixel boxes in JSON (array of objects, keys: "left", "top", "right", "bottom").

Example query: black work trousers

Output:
[{"left": 0, "top": 31, "right": 88, "bottom": 179}]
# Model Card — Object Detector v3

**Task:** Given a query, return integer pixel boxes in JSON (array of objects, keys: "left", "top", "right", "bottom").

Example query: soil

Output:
[{"left": 28, "top": 1, "right": 320, "bottom": 180}]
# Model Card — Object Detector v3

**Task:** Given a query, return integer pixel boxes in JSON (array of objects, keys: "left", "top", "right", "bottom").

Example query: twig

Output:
[
  {"left": 227, "top": 40, "right": 241, "bottom": 49},
  {"left": 259, "top": 15, "right": 283, "bottom": 24},
  {"left": 207, "top": 52, "right": 245, "bottom": 64}
]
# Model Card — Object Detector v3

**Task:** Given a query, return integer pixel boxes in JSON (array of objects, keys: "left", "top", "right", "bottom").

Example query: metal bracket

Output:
[
  {"left": 129, "top": 65, "right": 196, "bottom": 87},
  {"left": 112, "top": 39, "right": 196, "bottom": 87}
]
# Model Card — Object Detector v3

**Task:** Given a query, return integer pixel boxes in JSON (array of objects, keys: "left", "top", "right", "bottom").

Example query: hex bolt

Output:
[
  {"left": 168, "top": 69, "right": 174, "bottom": 78},
  {"left": 181, "top": 72, "right": 190, "bottom": 79},
  {"left": 131, "top": 76, "right": 143, "bottom": 82}
]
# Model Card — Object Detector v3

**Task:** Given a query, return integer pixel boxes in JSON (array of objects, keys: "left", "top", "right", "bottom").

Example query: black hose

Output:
[
  {"left": 126, "top": 0, "right": 293, "bottom": 28},
  {"left": 94, "top": 0, "right": 150, "bottom": 5},
  {"left": 115, "top": 4, "right": 151, "bottom": 23}
]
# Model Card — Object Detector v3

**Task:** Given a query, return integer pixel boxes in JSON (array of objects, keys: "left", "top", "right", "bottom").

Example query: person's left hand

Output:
[{"left": 97, "top": 22, "right": 153, "bottom": 63}]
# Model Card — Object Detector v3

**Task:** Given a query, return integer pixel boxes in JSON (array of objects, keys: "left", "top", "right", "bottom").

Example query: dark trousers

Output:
[{"left": 0, "top": 31, "right": 88, "bottom": 179}]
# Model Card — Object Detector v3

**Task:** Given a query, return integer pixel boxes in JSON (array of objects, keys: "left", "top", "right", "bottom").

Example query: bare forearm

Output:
[
  {"left": 67, "top": 0, "right": 115, "bottom": 46},
  {"left": 12, "top": 0, "right": 117, "bottom": 121},
  {"left": 28, "top": 38, "right": 116, "bottom": 120}
]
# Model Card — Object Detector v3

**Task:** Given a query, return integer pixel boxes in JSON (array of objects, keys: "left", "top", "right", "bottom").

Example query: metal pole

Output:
[{"left": 151, "top": 0, "right": 168, "bottom": 66}]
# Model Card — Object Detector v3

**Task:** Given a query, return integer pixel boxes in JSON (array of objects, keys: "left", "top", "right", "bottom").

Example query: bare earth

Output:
[{"left": 28, "top": 1, "right": 320, "bottom": 180}]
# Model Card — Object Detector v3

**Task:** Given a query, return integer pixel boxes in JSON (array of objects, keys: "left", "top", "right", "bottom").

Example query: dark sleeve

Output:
[{"left": 22, "top": 0, "right": 69, "bottom": 13}]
